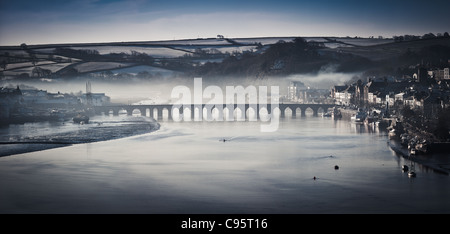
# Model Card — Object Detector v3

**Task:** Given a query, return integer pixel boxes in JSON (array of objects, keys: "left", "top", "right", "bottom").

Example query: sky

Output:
[{"left": 0, "top": 0, "right": 449, "bottom": 45}]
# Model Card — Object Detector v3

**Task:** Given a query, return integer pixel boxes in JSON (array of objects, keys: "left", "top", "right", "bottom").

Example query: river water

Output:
[{"left": 0, "top": 115, "right": 449, "bottom": 214}]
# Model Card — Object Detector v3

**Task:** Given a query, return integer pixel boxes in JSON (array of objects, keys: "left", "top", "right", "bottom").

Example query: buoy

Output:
[
  {"left": 313, "top": 176, "right": 316, "bottom": 180},
  {"left": 402, "top": 165, "right": 409, "bottom": 172},
  {"left": 334, "top": 165, "right": 339, "bottom": 170}
]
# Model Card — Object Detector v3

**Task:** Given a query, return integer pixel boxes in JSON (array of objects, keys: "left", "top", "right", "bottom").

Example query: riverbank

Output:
[
  {"left": 0, "top": 115, "right": 160, "bottom": 157},
  {"left": 336, "top": 106, "right": 449, "bottom": 175},
  {"left": 337, "top": 108, "right": 356, "bottom": 121},
  {"left": 1, "top": 116, "right": 448, "bottom": 214},
  {"left": 388, "top": 140, "right": 450, "bottom": 175}
]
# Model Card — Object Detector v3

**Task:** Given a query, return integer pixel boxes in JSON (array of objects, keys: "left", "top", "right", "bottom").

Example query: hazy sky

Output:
[{"left": 0, "top": 0, "right": 449, "bottom": 45}]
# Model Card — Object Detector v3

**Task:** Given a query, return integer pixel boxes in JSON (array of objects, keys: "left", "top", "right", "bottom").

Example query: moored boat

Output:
[
  {"left": 407, "top": 155, "right": 416, "bottom": 178},
  {"left": 402, "top": 165, "right": 409, "bottom": 172},
  {"left": 322, "top": 112, "right": 332, "bottom": 117},
  {"left": 332, "top": 108, "right": 342, "bottom": 119},
  {"left": 351, "top": 110, "right": 366, "bottom": 123},
  {"left": 73, "top": 114, "right": 89, "bottom": 124}
]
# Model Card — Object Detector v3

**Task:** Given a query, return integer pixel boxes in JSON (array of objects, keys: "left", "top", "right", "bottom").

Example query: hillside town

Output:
[
  {"left": 282, "top": 61, "right": 450, "bottom": 156},
  {"left": 330, "top": 65, "right": 450, "bottom": 155}
]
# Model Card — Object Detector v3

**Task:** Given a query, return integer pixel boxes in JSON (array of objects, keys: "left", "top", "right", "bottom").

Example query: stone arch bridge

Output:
[{"left": 94, "top": 103, "right": 335, "bottom": 121}]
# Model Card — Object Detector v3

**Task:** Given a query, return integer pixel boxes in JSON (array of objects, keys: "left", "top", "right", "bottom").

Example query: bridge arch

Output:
[
  {"left": 234, "top": 107, "right": 244, "bottom": 121},
  {"left": 162, "top": 107, "right": 170, "bottom": 120},
  {"left": 304, "top": 107, "right": 314, "bottom": 117},
  {"left": 193, "top": 107, "right": 201, "bottom": 121},
  {"left": 317, "top": 107, "right": 325, "bottom": 115},
  {"left": 295, "top": 107, "right": 301, "bottom": 117},
  {"left": 272, "top": 107, "right": 281, "bottom": 118},
  {"left": 223, "top": 107, "right": 232, "bottom": 121},
  {"left": 152, "top": 108, "right": 159, "bottom": 120},
  {"left": 246, "top": 107, "right": 257, "bottom": 121},
  {"left": 211, "top": 107, "right": 223, "bottom": 121},
  {"left": 259, "top": 107, "right": 269, "bottom": 121},
  {"left": 132, "top": 109, "right": 142, "bottom": 116},
  {"left": 182, "top": 107, "right": 191, "bottom": 121},
  {"left": 202, "top": 107, "right": 209, "bottom": 121},
  {"left": 171, "top": 107, "right": 182, "bottom": 121},
  {"left": 284, "top": 107, "right": 293, "bottom": 118},
  {"left": 118, "top": 108, "right": 128, "bottom": 116}
]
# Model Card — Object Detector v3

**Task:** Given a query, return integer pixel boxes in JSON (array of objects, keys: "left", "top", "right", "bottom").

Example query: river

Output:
[{"left": 0, "top": 115, "right": 449, "bottom": 213}]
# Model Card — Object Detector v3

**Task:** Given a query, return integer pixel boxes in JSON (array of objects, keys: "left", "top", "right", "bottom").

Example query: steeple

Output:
[
  {"left": 86, "top": 81, "right": 92, "bottom": 94},
  {"left": 86, "top": 81, "right": 92, "bottom": 106}
]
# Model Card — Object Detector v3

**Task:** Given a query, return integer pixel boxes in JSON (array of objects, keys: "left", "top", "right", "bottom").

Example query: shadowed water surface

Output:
[{"left": 0, "top": 117, "right": 449, "bottom": 213}]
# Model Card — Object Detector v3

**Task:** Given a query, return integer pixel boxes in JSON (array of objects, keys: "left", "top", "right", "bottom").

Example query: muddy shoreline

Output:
[{"left": 0, "top": 116, "right": 160, "bottom": 157}]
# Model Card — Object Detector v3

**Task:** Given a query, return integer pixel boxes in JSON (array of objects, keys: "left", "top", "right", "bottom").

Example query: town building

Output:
[
  {"left": 0, "top": 86, "right": 23, "bottom": 120},
  {"left": 21, "top": 89, "right": 80, "bottom": 107},
  {"left": 77, "top": 81, "right": 110, "bottom": 106},
  {"left": 432, "top": 68, "right": 450, "bottom": 80},
  {"left": 364, "top": 78, "right": 410, "bottom": 107},
  {"left": 288, "top": 81, "right": 307, "bottom": 102},
  {"left": 77, "top": 93, "right": 110, "bottom": 106},
  {"left": 331, "top": 85, "right": 354, "bottom": 106}
]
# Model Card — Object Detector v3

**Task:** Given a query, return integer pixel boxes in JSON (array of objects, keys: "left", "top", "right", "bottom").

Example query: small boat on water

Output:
[
  {"left": 73, "top": 114, "right": 89, "bottom": 124},
  {"left": 332, "top": 108, "right": 342, "bottom": 119},
  {"left": 402, "top": 165, "right": 409, "bottom": 172},
  {"left": 322, "top": 112, "right": 332, "bottom": 117},
  {"left": 50, "top": 109, "right": 66, "bottom": 120},
  {"left": 407, "top": 156, "right": 416, "bottom": 178},
  {"left": 364, "top": 115, "right": 376, "bottom": 125},
  {"left": 351, "top": 110, "right": 366, "bottom": 123},
  {"left": 388, "top": 128, "right": 396, "bottom": 138}
]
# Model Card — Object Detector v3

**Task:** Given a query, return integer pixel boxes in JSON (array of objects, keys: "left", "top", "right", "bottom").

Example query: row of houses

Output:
[
  {"left": 332, "top": 68, "right": 450, "bottom": 117},
  {"left": 287, "top": 81, "right": 332, "bottom": 104},
  {"left": 20, "top": 89, "right": 110, "bottom": 107},
  {"left": 1, "top": 84, "right": 110, "bottom": 121},
  {"left": 430, "top": 68, "right": 450, "bottom": 80},
  {"left": 0, "top": 86, "right": 22, "bottom": 119}
]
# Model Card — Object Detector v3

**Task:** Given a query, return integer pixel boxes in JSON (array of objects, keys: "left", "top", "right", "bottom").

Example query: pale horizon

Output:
[{"left": 0, "top": 0, "right": 449, "bottom": 46}]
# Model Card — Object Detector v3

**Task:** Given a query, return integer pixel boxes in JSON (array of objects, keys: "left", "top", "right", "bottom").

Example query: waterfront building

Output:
[
  {"left": 21, "top": 89, "right": 80, "bottom": 107},
  {"left": 354, "top": 79, "right": 365, "bottom": 107},
  {"left": 0, "top": 86, "right": 22, "bottom": 120},
  {"left": 332, "top": 85, "right": 353, "bottom": 106},
  {"left": 288, "top": 81, "right": 307, "bottom": 102},
  {"left": 77, "top": 93, "right": 110, "bottom": 106},
  {"left": 432, "top": 68, "right": 449, "bottom": 80}
]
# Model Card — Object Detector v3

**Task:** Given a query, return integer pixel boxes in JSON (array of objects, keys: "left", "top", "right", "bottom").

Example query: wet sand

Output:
[{"left": 0, "top": 115, "right": 160, "bottom": 157}]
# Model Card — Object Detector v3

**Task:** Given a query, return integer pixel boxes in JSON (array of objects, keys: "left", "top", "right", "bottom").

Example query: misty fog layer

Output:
[
  {"left": 1, "top": 70, "right": 358, "bottom": 104},
  {"left": 286, "top": 65, "right": 359, "bottom": 89}
]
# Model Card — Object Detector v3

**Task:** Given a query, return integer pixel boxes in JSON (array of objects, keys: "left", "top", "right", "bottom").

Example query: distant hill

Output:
[
  {"left": 2, "top": 36, "right": 449, "bottom": 81},
  {"left": 330, "top": 37, "right": 450, "bottom": 61},
  {"left": 328, "top": 37, "right": 450, "bottom": 77}
]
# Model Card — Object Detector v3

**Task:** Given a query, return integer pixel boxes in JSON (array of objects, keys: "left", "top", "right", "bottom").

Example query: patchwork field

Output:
[{"left": 0, "top": 36, "right": 402, "bottom": 80}]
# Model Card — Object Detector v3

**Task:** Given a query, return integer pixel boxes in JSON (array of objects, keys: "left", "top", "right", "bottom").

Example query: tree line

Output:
[{"left": 393, "top": 32, "right": 449, "bottom": 42}]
